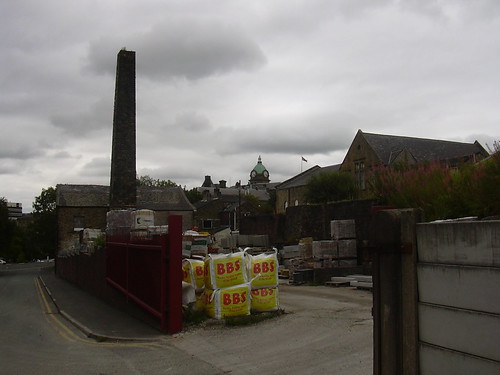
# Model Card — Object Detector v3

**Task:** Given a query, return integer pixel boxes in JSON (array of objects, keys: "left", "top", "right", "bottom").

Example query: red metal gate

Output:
[{"left": 105, "top": 215, "right": 183, "bottom": 334}]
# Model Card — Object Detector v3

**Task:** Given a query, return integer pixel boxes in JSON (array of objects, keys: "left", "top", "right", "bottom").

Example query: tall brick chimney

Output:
[{"left": 109, "top": 49, "right": 137, "bottom": 209}]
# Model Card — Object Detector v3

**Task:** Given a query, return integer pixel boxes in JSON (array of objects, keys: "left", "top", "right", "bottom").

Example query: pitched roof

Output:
[
  {"left": 56, "top": 184, "right": 195, "bottom": 211},
  {"left": 362, "top": 131, "right": 489, "bottom": 165},
  {"left": 276, "top": 164, "right": 341, "bottom": 190}
]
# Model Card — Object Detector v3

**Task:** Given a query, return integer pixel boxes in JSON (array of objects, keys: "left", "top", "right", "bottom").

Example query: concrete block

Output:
[
  {"left": 416, "top": 221, "right": 500, "bottom": 267},
  {"left": 339, "top": 259, "right": 357, "bottom": 267},
  {"left": 299, "top": 238, "right": 313, "bottom": 259},
  {"left": 331, "top": 219, "right": 356, "bottom": 240},
  {"left": 418, "top": 264, "right": 500, "bottom": 315},
  {"left": 419, "top": 303, "right": 500, "bottom": 362},
  {"left": 338, "top": 239, "right": 357, "bottom": 258},
  {"left": 312, "top": 240, "right": 338, "bottom": 259},
  {"left": 420, "top": 342, "right": 500, "bottom": 375}
]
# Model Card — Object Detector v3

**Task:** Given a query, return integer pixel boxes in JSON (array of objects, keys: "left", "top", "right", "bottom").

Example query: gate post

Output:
[
  {"left": 165, "top": 215, "right": 183, "bottom": 334},
  {"left": 370, "top": 208, "right": 423, "bottom": 375}
]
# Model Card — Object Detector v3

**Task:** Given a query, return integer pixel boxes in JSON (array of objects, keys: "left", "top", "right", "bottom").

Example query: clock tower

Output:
[{"left": 249, "top": 156, "right": 270, "bottom": 184}]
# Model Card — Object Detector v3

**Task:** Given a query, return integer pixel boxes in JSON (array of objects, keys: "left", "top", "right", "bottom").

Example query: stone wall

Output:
[
  {"left": 57, "top": 207, "right": 108, "bottom": 256},
  {"left": 240, "top": 199, "right": 377, "bottom": 246}
]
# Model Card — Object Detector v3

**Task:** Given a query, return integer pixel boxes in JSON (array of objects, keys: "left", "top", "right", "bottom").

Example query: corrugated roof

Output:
[
  {"left": 56, "top": 184, "right": 195, "bottom": 211},
  {"left": 363, "top": 132, "right": 488, "bottom": 165}
]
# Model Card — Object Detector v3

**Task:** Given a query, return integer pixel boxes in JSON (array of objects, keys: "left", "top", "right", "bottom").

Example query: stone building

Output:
[
  {"left": 56, "top": 184, "right": 195, "bottom": 255},
  {"left": 340, "top": 130, "right": 490, "bottom": 192},
  {"left": 275, "top": 164, "right": 340, "bottom": 214}
]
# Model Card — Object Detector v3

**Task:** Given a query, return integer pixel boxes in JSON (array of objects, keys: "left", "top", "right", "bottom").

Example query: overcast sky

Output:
[{"left": 1, "top": 0, "right": 499, "bottom": 212}]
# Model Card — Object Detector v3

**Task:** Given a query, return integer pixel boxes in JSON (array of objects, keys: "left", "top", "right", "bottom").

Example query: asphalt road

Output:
[
  {"left": 0, "top": 263, "right": 222, "bottom": 375},
  {"left": 1, "top": 263, "right": 373, "bottom": 374}
]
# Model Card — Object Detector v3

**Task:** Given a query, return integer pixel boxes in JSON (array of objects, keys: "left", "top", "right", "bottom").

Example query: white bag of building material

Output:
[
  {"left": 245, "top": 249, "right": 279, "bottom": 289},
  {"left": 132, "top": 209, "right": 154, "bottom": 230},
  {"left": 204, "top": 251, "right": 248, "bottom": 289},
  {"left": 182, "top": 281, "right": 196, "bottom": 305},
  {"left": 202, "top": 283, "right": 251, "bottom": 319}
]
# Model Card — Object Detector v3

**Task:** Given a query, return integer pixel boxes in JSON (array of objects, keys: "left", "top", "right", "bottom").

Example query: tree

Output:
[
  {"left": 183, "top": 187, "right": 202, "bottom": 204},
  {"left": 137, "top": 175, "right": 178, "bottom": 187},
  {"left": 28, "top": 187, "right": 57, "bottom": 259},
  {"left": 304, "top": 172, "right": 358, "bottom": 204},
  {"left": 0, "top": 197, "right": 16, "bottom": 261}
]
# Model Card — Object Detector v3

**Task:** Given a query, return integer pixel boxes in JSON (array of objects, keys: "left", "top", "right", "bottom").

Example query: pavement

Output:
[{"left": 38, "top": 266, "right": 165, "bottom": 342}]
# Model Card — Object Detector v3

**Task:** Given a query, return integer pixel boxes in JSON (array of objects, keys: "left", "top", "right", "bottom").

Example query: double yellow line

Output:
[
  {"left": 34, "top": 277, "right": 171, "bottom": 350},
  {"left": 35, "top": 277, "right": 81, "bottom": 343}
]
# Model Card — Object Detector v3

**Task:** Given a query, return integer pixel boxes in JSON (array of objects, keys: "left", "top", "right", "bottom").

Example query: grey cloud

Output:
[
  {"left": 0, "top": 140, "right": 45, "bottom": 160},
  {"left": 51, "top": 98, "right": 112, "bottom": 135},
  {"left": 80, "top": 157, "right": 111, "bottom": 177},
  {"left": 173, "top": 112, "right": 213, "bottom": 132},
  {"left": 86, "top": 19, "right": 266, "bottom": 80},
  {"left": 215, "top": 112, "right": 358, "bottom": 156}
]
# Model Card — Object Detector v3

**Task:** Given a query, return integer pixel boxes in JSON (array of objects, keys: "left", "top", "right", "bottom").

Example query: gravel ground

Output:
[{"left": 167, "top": 281, "right": 373, "bottom": 375}]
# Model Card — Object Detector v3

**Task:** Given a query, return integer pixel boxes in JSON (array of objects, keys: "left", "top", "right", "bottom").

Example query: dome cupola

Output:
[{"left": 249, "top": 155, "right": 270, "bottom": 183}]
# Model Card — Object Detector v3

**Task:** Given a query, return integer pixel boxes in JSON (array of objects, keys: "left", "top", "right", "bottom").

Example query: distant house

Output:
[
  {"left": 193, "top": 157, "right": 279, "bottom": 232},
  {"left": 275, "top": 164, "right": 341, "bottom": 214},
  {"left": 56, "top": 184, "right": 195, "bottom": 255},
  {"left": 340, "top": 130, "right": 489, "bottom": 191}
]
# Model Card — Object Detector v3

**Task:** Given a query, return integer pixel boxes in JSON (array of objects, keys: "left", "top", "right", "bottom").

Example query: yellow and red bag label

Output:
[
  {"left": 204, "top": 252, "right": 247, "bottom": 289},
  {"left": 182, "top": 259, "right": 205, "bottom": 289},
  {"left": 251, "top": 287, "right": 279, "bottom": 312},
  {"left": 203, "top": 284, "right": 251, "bottom": 319},
  {"left": 247, "top": 251, "right": 278, "bottom": 289}
]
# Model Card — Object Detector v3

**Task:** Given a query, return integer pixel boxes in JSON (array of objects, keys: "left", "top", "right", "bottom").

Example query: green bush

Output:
[{"left": 368, "top": 152, "right": 500, "bottom": 221}]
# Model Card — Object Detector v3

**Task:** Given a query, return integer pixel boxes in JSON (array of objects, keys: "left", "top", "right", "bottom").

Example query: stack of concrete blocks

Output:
[
  {"left": 331, "top": 219, "right": 358, "bottom": 267},
  {"left": 106, "top": 209, "right": 133, "bottom": 238},
  {"left": 281, "top": 220, "right": 359, "bottom": 283},
  {"left": 107, "top": 209, "right": 168, "bottom": 241},
  {"left": 312, "top": 240, "right": 338, "bottom": 268}
]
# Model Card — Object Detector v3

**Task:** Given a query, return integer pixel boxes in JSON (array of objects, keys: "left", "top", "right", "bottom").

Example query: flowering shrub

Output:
[{"left": 368, "top": 151, "right": 499, "bottom": 221}]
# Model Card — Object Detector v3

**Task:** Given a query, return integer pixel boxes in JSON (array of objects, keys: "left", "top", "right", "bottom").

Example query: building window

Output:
[
  {"left": 355, "top": 161, "right": 366, "bottom": 190},
  {"left": 74, "top": 216, "right": 85, "bottom": 231},
  {"left": 202, "top": 220, "right": 213, "bottom": 230}
]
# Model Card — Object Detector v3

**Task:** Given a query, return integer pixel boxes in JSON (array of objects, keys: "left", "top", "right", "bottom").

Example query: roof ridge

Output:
[{"left": 363, "top": 132, "right": 476, "bottom": 145}]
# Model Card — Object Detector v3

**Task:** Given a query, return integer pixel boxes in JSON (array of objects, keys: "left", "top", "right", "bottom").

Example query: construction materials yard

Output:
[{"left": 169, "top": 281, "right": 373, "bottom": 375}]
